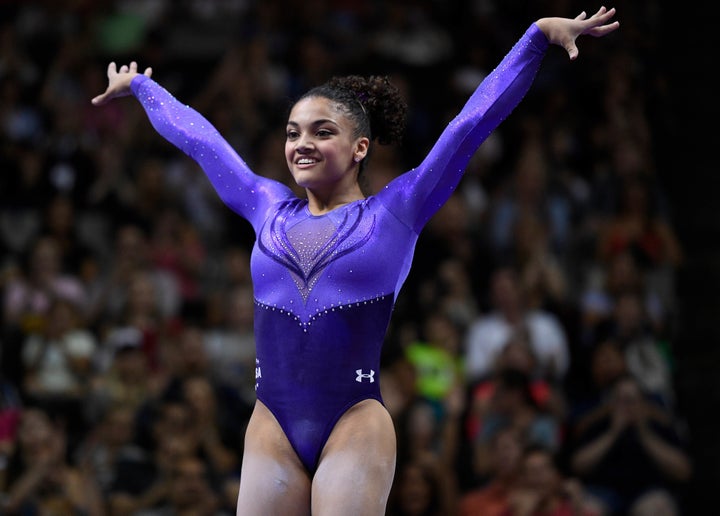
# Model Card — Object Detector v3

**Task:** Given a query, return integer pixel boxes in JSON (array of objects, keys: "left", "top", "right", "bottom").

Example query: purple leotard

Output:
[{"left": 131, "top": 24, "right": 549, "bottom": 472}]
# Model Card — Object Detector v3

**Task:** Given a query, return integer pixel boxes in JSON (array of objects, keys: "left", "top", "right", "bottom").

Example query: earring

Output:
[{"left": 354, "top": 156, "right": 361, "bottom": 162}]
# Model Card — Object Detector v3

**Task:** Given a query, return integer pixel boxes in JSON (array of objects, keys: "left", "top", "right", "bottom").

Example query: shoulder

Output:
[{"left": 527, "top": 310, "right": 564, "bottom": 328}]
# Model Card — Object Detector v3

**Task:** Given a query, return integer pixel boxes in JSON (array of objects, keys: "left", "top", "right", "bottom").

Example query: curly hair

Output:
[{"left": 297, "top": 75, "right": 408, "bottom": 176}]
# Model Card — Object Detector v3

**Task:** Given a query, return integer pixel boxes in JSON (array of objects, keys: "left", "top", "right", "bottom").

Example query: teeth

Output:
[{"left": 297, "top": 158, "right": 316, "bottom": 164}]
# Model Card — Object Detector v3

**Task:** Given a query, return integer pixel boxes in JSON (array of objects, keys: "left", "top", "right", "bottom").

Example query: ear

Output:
[{"left": 354, "top": 137, "right": 370, "bottom": 162}]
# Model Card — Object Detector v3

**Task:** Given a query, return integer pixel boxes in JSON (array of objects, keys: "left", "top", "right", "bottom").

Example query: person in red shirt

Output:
[
  {"left": 459, "top": 426, "right": 524, "bottom": 516},
  {"left": 506, "top": 444, "right": 603, "bottom": 516}
]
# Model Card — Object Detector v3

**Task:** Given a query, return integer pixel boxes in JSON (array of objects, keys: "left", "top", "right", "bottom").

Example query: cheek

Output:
[
  {"left": 284, "top": 143, "right": 293, "bottom": 165},
  {"left": 320, "top": 143, "right": 348, "bottom": 166}
]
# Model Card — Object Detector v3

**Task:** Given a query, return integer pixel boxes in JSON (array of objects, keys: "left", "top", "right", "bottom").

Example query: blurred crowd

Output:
[{"left": 0, "top": 1, "right": 693, "bottom": 515}]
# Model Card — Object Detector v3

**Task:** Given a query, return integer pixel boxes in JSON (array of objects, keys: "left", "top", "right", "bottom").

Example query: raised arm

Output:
[
  {"left": 91, "top": 62, "right": 293, "bottom": 229},
  {"left": 378, "top": 7, "right": 618, "bottom": 232}
]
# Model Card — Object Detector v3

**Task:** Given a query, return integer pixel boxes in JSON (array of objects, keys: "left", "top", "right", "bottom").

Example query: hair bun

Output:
[{"left": 327, "top": 75, "right": 407, "bottom": 146}]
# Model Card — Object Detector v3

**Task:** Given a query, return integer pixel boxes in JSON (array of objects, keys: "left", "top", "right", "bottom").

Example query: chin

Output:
[{"left": 292, "top": 176, "right": 312, "bottom": 189}]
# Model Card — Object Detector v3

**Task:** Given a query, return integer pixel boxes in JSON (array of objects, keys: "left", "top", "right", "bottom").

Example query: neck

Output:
[{"left": 306, "top": 185, "right": 365, "bottom": 215}]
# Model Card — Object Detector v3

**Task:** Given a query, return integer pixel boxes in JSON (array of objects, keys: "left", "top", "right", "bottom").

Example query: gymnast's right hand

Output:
[{"left": 91, "top": 61, "right": 152, "bottom": 106}]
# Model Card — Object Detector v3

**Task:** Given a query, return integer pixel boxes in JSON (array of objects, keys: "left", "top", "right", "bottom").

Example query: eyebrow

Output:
[{"left": 286, "top": 119, "right": 339, "bottom": 128}]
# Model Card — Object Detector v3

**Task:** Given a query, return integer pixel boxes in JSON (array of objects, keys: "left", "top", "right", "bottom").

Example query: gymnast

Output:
[{"left": 92, "top": 7, "right": 618, "bottom": 515}]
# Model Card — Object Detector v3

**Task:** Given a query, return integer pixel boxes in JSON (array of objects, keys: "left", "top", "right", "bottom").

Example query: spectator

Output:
[
  {"left": 3, "top": 235, "right": 86, "bottom": 331},
  {"left": 466, "top": 332, "right": 567, "bottom": 445},
  {"left": 134, "top": 454, "right": 226, "bottom": 516},
  {"left": 86, "top": 325, "right": 158, "bottom": 423},
  {"left": 566, "top": 337, "right": 629, "bottom": 431},
  {"left": 179, "top": 375, "right": 242, "bottom": 477},
  {"left": 594, "top": 289, "right": 675, "bottom": 407},
  {"left": 595, "top": 174, "right": 683, "bottom": 322},
  {"left": 487, "top": 135, "right": 573, "bottom": 261},
  {"left": 0, "top": 374, "right": 22, "bottom": 490},
  {"left": 459, "top": 426, "right": 524, "bottom": 516},
  {"left": 202, "top": 284, "right": 257, "bottom": 405},
  {"left": 465, "top": 266, "right": 570, "bottom": 385},
  {"left": 21, "top": 296, "right": 97, "bottom": 448},
  {"left": 568, "top": 374, "right": 692, "bottom": 515},
  {"left": 147, "top": 205, "right": 206, "bottom": 308},
  {"left": 386, "top": 452, "right": 457, "bottom": 516},
  {"left": 0, "top": 406, "right": 104, "bottom": 515},
  {"left": 74, "top": 404, "right": 149, "bottom": 500},
  {"left": 147, "top": 325, "right": 249, "bottom": 466},
  {"left": 469, "top": 368, "right": 562, "bottom": 479},
  {"left": 580, "top": 250, "right": 667, "bottom": 346},
  {"left": 87, "top": 223, "right": 179, "bottom": 331},
  {"left": 509, "top": 210, "right": 570, "bottom": 316},
  {"left": 597, "top": 175, "right": 683, "bottom": 271},
  {"left": 109, "top": 428, "right": 197, "bottom": 514},
  {"left": 507, "top": 443, "right": 604, "bottom": 516},
  {"left": 37, "top": 194, "right": 97, "bottom": 281},
  {"left": 404, "top": 311, "right": 464, "bottom": 413}
]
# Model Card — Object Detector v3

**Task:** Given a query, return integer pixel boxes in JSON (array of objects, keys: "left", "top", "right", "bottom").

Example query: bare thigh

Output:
[
  {"left": 235, "top": 401, "right": 312, "bottom": 516},
  {"left": 311, "top": 399, "right": 397, "bottom": 516}
]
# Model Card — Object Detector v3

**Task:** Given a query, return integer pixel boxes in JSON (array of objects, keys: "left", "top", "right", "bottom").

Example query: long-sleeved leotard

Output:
[{"left": 131, "top": 23, "right": 549, "bottom": 472}]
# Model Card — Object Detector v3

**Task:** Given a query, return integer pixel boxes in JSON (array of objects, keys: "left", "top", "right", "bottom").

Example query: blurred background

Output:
[{"left": 0, "top": 1, "right": 714, "bottom": 515}]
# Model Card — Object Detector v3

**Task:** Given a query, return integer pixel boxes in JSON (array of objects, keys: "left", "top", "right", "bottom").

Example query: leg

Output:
[
  {"left": 311, "top": 399, "right": 397, "bottom": 516},
  {"left": 236, "top": 401, "right": 312, "bottom": 516}
]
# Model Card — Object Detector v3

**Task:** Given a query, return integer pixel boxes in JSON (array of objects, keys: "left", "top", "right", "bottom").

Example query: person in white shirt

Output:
[{"left": 465, "top": 266, "right": 569, "bottom": 384}]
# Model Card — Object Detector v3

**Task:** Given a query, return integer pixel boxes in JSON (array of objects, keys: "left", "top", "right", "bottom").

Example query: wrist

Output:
[
  {"left": 128, "top": 72, "right": 148, "bottom": 95},
  {"left": 535, "top": 18, "right": 552, "bottom": 37}
]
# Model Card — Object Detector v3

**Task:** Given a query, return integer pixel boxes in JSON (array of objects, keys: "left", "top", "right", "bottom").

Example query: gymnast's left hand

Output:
[{"left": 536, "top": 6, "right": 619, "bottom": 60}]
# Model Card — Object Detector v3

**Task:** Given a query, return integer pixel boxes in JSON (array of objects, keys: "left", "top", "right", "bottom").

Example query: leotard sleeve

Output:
[
  {"left": 376, "top": 23, "right": 549, "bottom": 232},
  {"left": 130, "top": 75, "right": 294, "bottom": 230}
]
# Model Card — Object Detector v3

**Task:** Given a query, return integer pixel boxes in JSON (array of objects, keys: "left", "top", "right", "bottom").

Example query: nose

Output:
[{"left": 294, "top": 133, "right": 314, "bottom": 153}]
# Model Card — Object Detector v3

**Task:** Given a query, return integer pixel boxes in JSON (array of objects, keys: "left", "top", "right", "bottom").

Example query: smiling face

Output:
[{"left": 285, "top": 96, "right": 368, "bottom": 196}]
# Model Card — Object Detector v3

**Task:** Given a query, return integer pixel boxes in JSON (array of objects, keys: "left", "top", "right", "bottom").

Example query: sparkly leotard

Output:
[{"left": 131, "top": 24, "right": 549, "bottom": 472}]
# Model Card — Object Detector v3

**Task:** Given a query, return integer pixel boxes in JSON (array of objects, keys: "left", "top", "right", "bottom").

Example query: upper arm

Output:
[{"left": 377, "top": 24, "right": 548, "bottom": 232}]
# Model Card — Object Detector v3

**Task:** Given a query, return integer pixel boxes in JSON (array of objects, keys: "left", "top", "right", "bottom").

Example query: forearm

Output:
[
  {"left": 4, "top": 466, "right": 48, "bottom": 511},
  {"left": 638, "top": 427, "right": 693, "bottom": 481},
  {"left": 130, "top": 75, "right": 287, "bottom": 224},
  {"left": 570, "top": 430, "right": 618, "bottom": 474}
]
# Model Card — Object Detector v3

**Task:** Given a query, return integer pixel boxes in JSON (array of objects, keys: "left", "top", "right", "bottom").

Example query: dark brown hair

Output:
[{"left": 298, "top": 75, "right": 408, "bottom": 175}]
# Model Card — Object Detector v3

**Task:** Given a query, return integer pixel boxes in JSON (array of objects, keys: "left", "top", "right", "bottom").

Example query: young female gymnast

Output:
[{"left": 92, "top": 7, "right": 618, "bottom": 515}]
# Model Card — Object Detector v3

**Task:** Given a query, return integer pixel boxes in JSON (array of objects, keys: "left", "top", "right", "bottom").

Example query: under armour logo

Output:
[{"left": 356, "top": 369, "right": 375, "bottom": 383}]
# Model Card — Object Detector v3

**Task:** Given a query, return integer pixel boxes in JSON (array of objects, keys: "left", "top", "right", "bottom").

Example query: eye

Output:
[
  {"left": 286, "top": 129, "right": 299, "bottom": 140},
  {"left": 316, "top": 129, "right": 333, "bottom": 137}
]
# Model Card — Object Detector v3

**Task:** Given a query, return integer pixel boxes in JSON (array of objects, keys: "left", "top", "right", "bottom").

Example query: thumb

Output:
[
  {"left": 91, "top": 92, "right": 111, "bottom": 106},
  {"left": 565, "top": 43, "right": 579, "bottom": 60}
]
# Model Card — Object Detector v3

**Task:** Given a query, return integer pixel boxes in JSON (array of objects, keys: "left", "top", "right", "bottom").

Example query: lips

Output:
[{"left": 295, "top": 157, "right": 320, "bottom": 168}]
